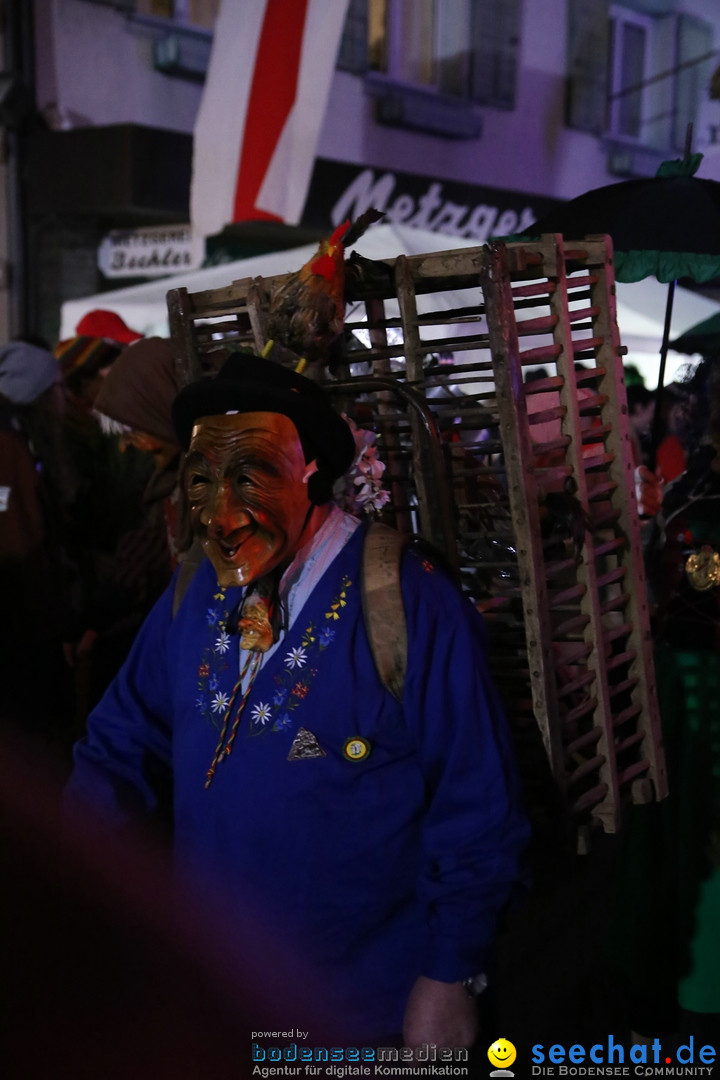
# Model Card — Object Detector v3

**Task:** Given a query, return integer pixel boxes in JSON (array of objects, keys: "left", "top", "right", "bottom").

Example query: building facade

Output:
[{"left": 6, "top": 0, "right": 719, "bottom": 342}]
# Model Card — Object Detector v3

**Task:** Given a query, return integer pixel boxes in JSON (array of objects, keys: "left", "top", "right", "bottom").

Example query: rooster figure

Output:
[{"left": 266, "top": 209, "right": 383, "bottom": 371}]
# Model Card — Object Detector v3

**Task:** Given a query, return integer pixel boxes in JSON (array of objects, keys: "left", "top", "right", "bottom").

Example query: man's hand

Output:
[
  {"left": 63, "top": 629, "right": 98, "bottom": 668},
  {"left": 635, "top": 465, "right": 663, "bottom": 518},
  {"left": 402, "top": 975, "right": 478, "bottom": 1050}
]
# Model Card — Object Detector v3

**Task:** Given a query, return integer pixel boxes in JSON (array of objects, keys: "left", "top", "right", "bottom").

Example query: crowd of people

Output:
[
  {"left": 2, "top": 315, "right": 719, "bottom": 1055},
  {"left": 609, "top": 356, "right": 720, "bottom": 1044},
  {"left": 0, "top": 311, "right": 188, "bottom": 756}
]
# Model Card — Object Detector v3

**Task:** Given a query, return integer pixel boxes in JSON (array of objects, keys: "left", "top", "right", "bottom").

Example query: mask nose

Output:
[{"left": 202, "top": 481, "right": 250, "bottom": 538}]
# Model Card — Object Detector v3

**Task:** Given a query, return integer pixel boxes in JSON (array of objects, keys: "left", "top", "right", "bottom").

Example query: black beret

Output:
[{"left": 172, "top": 353, "right": 355, "bottom": 481}]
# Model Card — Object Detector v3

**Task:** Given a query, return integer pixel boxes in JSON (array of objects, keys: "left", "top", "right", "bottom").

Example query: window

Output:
[
  {"left": 567, "top": 1, "right": 715, "bottom": 156},
  {"left": 338, "top": 0, "right": 371, "bottom": 73},
  {"left": 362, "top": 0, "right": 520, "bottom": 109}
]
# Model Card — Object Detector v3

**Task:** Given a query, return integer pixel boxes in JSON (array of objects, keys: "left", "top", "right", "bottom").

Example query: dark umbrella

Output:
[
  {"left": 669, "top": 311, "right": 720, "bottom": 357},
  {"left": 519, "top": 144, "right": 720, "bottom": 463}
]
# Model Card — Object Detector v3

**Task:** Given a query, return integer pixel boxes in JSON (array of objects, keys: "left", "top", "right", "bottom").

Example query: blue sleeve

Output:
[
  {"left": 400, "top": 549, "right": 529, "bottom": 982},
  {"left": 64, "top": 579, "right": 177, "bottom": 829}
]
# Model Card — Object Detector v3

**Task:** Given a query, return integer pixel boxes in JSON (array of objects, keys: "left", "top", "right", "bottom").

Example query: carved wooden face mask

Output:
[{"left": 184, "top": 412, "right": 317, "bottom": 588}]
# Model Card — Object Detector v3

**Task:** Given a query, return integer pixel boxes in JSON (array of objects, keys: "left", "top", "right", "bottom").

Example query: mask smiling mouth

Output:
[
  {"left": 217, "top": 539, "right": 240, "bottom": 558},
  {"left": 211, "top": 527, "right": 253, "bottom": 560}
]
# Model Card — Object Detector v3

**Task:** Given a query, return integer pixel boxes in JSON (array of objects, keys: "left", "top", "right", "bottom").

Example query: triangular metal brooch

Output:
[{"left": 287, "top": 727, "right": 327, "bottom": 760}]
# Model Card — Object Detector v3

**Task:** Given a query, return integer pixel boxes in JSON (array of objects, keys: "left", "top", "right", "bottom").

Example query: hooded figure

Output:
[
  {"left": 0, "top": 342, "right": 73, "bottom": 736},
  {"left": 94, "top": 336, "right": 191, "bottom": 564},
  {"left": 0, "top": 341, "right": 60, "bottom": 405},
  {"left": 0, "top": 341, "right": 63, "bottom": 560},
  {"left": 64, "top": 338, "right": 191, "bottom": 721}
]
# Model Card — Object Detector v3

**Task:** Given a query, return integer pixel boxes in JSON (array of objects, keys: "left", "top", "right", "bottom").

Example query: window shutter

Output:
[
  {"left": 566, "top": 0, "right": 610, "bottom": 133},
  {"left": 470, "top": 0, "right": 521, "bottom": 109},
  {"left": 672, "top": 14, "right": 713, "bottom": 152},
  {"left": 338, "top": 0, "right": 370, "bottom": 74}
]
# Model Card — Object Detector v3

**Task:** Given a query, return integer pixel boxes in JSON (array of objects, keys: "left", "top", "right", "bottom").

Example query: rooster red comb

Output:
[{"left": 329, "top": 220, "right": 351, "bottom": 246}]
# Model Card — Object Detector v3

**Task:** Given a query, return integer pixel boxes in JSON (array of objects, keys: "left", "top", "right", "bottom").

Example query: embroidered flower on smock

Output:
[
  {"left": 206, "top": 607, "right": 220, "bottom": 627},
  {"left": 250, "top": 702, "right": 272, "bottom": 726},
  {"left": 195, "top": 586, "right": 235, "bottom": 731},
  {"left": 326, "top": 577, "right": 352, "bottom": 620},
  {"left": 255, "top": 579, "right": 355, "bottom": 735},
  {"left": 211, "top": 691, "right": 231, "bottom": 714},
  {"left": 284, "top": 645, "right": 308, "bottom": 669}
]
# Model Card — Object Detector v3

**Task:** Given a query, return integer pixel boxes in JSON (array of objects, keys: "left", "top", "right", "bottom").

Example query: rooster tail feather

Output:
[{"left": 341, "top": 208, "right": 384, "bottom": 247}]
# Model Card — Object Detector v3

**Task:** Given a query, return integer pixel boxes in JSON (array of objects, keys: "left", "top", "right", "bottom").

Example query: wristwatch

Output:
[{"left": 462, "top": 973, "right": 488, "bottom": 997}]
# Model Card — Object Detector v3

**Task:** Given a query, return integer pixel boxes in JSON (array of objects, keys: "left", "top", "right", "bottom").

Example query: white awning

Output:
[{"left": 61, "top": 224, "right": 720, "bottom": 389}]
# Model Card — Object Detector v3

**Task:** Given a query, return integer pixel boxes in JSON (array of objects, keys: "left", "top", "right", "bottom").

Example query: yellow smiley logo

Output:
[
  {"left": 488, "top": 1038, "right": 517, "bottom": 1069},
  {"left": 342, "top": 736, "right": 371, "bottom": 761}
]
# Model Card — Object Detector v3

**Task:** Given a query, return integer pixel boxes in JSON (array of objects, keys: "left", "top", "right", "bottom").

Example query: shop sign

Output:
[
  {"left": 302, "top": 158, "right": 560, "bottom": 242},
  {"left": 98, "top": 224, "right": 205, "bottom": 279}
]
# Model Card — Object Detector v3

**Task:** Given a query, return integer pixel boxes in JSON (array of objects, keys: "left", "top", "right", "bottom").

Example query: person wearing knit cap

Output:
[
  {"left": 67, "top": 351, "right": 527, "bottom": 1049},
  {"left": 55, "top": 335, "right": 122, "bottom": 400},
  {"left": 1, "top": 341, "right": 74, "bottom": 740}
]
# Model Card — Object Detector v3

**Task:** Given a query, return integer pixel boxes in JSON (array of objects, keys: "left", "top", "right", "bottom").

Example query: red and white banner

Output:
[{"left": 191, "top": 0, "right": 351, "bottom": 239}]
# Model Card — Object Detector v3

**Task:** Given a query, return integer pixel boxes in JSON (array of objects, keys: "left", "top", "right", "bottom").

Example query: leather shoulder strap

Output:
[{"left": 361, "top": 521, "right": 408, "bottom": 702}]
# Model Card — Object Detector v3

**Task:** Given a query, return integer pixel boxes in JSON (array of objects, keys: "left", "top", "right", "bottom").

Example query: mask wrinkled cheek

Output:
[{"left": 189, "top": 497, "right": 209, "bottom": 536}]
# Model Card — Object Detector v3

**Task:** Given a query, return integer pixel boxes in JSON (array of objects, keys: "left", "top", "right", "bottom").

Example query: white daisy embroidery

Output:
[
  {"left": 211, "top": 691, "right": 231, "bottom": 714},
  {"left": 284, "top": 646, "right": 308, "bottom": 670},
  {"left": 251, "top": 702, "right": 272, "bottom": 726},
  {"left": 214, "top": 630, "right": 231, "bottom": 654}
]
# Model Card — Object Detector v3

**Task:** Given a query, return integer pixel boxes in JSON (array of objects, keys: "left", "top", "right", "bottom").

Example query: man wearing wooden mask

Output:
[{"left": 66, "top": 353, "right": 527, "bottom": 1050}]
